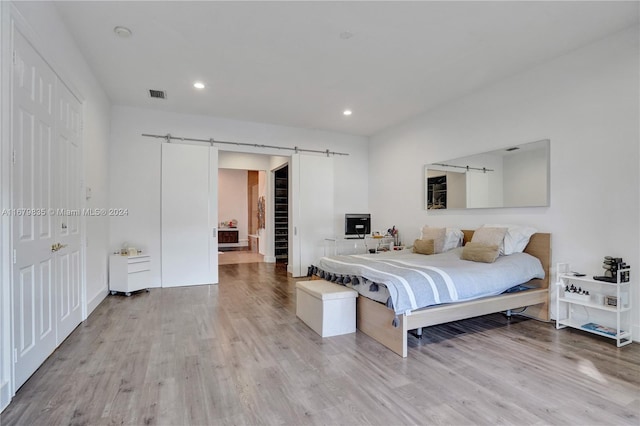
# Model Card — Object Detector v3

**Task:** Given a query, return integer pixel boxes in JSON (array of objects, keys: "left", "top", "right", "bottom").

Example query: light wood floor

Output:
[
  {"left": 218, "top": 250, "right": 264, "bottom": 265},
  {"left": 2, "top": 262, "right": 639, "bottom": 425}
]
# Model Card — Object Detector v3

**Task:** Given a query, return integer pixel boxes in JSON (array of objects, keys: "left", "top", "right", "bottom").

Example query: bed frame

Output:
[{"left": 353, "top": 230, "right": 551, "bottom": 357}]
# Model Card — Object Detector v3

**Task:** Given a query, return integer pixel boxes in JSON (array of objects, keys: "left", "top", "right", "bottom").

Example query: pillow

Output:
[
  {"left": 471, "top": 227, "right": 507, "bottom": 249},
  {"left": 420, "top": 226, "right": 446, "bottom": 253},
  {"left": 413, "top": 239, "right": 435, "bottom": 255},
  {"left": 461, "top": 242, "right": 500, "bottom": 263},
  {"left": 482, "top": 224, "right": 537, "bottom": 255},
  {"left": 444, "top": 228, "right": 463, "bottom": 251}
]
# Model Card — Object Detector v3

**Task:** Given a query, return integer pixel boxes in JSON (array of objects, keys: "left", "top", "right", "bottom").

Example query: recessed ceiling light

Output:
[
  {"left": 113, "top": 26, "right": 132, "bottom": 38},
  {"left": 343, "top": 110, "right": 352, "bottom": 116},
  {"left": 193, "top": 82, "right": 205, "bottom": 89}
]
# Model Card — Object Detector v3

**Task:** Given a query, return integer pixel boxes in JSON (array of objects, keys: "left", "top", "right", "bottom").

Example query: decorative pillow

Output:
[
  {"left": 444, "top": 228, "right": 463, "bottom": 251},
  {"left": 413, "top": 239, "right": 435, "bottom": 255},
  {"left": 482, "top": 224, "right": 537, "bottom": 255},
  {"left": 471, "top": 227, "right": 507, "bottom": 249},
  {"left": 461, "top": 242, "right": 500, "bottom": 263},
  {"left": 420, "top": 226, "right": 446, "bottom": 253}
]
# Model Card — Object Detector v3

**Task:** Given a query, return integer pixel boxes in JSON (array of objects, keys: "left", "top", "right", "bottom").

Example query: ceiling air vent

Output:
[{"left": 149, "top": 89, "right": 167, "bottom": 99}]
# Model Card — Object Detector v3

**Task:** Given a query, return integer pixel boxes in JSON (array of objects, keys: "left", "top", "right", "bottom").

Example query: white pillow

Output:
[
  {"left": 482, "top": 224, "right": 537, "bottom": 255},
  {"left": 444, "top": 228, "right": 463, "bottom": 251}
]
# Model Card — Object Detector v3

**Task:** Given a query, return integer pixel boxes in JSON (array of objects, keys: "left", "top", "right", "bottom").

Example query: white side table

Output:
[{"left": 109, "top": 254, "right": 151, "bottom": 296}]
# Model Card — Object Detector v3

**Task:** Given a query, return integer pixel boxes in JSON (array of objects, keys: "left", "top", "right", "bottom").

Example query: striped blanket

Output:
[{"left": 311, "top": 247, "right": 545, "bottom": 316}]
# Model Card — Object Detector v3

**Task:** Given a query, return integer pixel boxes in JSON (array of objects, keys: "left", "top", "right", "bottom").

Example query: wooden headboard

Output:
[{"left": 462, "top": 229, "right": 550, "bottom": 290}]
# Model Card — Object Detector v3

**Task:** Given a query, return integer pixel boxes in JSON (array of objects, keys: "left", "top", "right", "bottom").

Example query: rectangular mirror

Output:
[{"left": 425, "top": 139, "right": 549, "bottom": 210}]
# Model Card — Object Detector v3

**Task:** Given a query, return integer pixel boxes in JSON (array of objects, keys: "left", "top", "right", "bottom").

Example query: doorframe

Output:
[
  {"left": 0, "top": 0, "right": 12, "bottom": 412},
  {"left": 0, "top": 3, "right": 87, "bottom": 410}
]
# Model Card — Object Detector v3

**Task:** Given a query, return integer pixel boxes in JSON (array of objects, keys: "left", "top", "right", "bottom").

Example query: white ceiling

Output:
[{"left": 54, "top": 1, "right": 639, "bottom": 136}]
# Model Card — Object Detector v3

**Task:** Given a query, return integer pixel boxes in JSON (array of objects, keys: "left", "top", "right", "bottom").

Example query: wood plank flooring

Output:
[
  {"left": 2, "top": 262, "right": 639, "bottom": 425},
  {"left": 218, "top": 250, "right": 264, "bottom": 265}
]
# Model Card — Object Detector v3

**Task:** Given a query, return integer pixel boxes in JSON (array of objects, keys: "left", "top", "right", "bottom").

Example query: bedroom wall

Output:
[
  {"left": 1, "top": 1, "right": 112, "bottom": 410},
  {"left": 109, "top": 105, "right": 369, "bottom": 286},
  {"left": 369, "top": 26, "right": 640, "bottom": 340}
]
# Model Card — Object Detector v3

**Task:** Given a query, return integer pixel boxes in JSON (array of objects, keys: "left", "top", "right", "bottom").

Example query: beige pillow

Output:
[
  {"left": 461, "top": 242, "right": 500, "bottom": 263},
  {"left": 413, "top": 239, "right": 435, "bottom": 255},
  {"left": 471, "top": 227, "right": 507, "bottom": 248},
  {"left": 420, "top": 226, "right": 446, "bottom": 253}
]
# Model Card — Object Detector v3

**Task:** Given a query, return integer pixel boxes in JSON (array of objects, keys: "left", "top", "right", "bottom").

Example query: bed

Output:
[{"left": 310, "top": 229, "right": 550, "bottom": 357}]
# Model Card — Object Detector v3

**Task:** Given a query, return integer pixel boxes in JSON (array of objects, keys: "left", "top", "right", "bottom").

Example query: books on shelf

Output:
[{"left": 581, "top": 322, "right": 619, "bottom": 336}]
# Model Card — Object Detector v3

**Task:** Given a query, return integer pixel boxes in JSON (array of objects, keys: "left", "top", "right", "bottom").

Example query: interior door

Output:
[
  {"left": 11, "top": 29, "right": 58, "bottom": 389},
  {"left": 54, "top": 83, "right": 83, "bottom": 343},
  {"left": 161, "top": 143, "right": 218, "bottom": 287},
  {"left": 290, "top": 154, "right": 334, "bottom": 277}
]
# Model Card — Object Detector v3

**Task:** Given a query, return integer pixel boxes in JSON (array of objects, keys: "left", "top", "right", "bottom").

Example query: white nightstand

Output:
[{"left": 109, "top": 254, "right": 151, "bottom": 296}]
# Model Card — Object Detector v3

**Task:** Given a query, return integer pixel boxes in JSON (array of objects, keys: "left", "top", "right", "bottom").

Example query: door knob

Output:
[{"left": 51, "top": 243, "right": 68, "bottom": 252}]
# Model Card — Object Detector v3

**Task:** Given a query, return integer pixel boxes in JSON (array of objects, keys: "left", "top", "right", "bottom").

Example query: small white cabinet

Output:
[
  {"left": 556, "top": 262, "right": 632, "bottom": 347},
  {"left": 109, "top": 254, "right": 151, "bottom": 296}
]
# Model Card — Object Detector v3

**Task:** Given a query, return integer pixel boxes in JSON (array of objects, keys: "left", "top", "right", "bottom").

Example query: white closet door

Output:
[
  {"left": 11, "top": 29, "right": 58, "bottom": 389},
  {"left": 290, "top": 154, "right": 334, "bottom": 277},
  {"left": 55, "top": 83, "right": 83, "bottom": 343},
  {"left": 161, "top": 144, "right": 218, "bottom": 287}
]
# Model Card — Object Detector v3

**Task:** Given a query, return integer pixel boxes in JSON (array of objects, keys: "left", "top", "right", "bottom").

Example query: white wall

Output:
[
  {"left": 1, "top": 1, "right": 111, "bottom": 411},
  {"left": 109, "top": 106, "right": 368, "bottom": 286},
  {"left": 369, "top": 26, "right": 640, "bottom": 339},
  {"left": 218, "top": 168, "right": 248, "bottom": 242}
]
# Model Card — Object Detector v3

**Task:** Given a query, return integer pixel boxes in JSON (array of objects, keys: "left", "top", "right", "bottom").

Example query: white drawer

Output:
[
  {"left": 127, "top": 270, "right": 150, "bottom": 292},
  {"left": 128, "top": 261, "right": 150, "bottom": 274}
]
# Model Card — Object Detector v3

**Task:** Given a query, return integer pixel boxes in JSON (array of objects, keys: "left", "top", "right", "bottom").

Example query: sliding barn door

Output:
[
  {"left": 290, "top": 154, "right": 334, "bottom": 277},
  {"left": 161, "top": 144, "right": 218, "bottom": 287},
  {"left": 11, "top": 29, "right": 83, "bottom": 389}
]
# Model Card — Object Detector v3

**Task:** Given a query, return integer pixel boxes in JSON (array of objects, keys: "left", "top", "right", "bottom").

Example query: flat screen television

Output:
[{"left": 344, "top": 214, "right": 371, "bottom": 239}]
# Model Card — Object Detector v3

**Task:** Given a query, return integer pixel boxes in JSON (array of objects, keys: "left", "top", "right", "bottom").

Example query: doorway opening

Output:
[{"left": 218, "top": 168, "right": 265, "bottom": 265}]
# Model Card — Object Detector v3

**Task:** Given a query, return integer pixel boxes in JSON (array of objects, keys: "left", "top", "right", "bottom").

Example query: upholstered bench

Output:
[{"left": 295, "top": 280, "right": 358, "bottom": 337}]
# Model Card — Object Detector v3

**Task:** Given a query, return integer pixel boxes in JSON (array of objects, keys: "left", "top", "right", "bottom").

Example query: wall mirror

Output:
[{"left": 425, "top": 139, "right": 549, "bottom": 210}]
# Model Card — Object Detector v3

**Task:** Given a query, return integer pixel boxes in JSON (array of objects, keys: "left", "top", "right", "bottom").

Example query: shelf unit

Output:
[
  {"left": 274, "top": 166, "right": 288, "bottom": 263},
  {"left": 555, "top": 262, "right": 632, "bottom": 347}
]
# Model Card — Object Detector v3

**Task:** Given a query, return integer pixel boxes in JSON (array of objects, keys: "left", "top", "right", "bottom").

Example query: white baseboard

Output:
[
  {"left": 1, "top": 380, "right": 10, "bottom": 412},
  {"left": 633, "top": 324, "right": 639, "bottom": 344},
  {"left": 87, "top": 286, "right": 108, "bottom": 316},
  {"left": 264, "top": 256, "right": 276, "bottom": 263}
]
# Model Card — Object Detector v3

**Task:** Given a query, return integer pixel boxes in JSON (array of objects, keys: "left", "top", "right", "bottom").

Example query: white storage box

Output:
[{"left": 296, "top": 280, "right": 358, "bottom": 337}]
